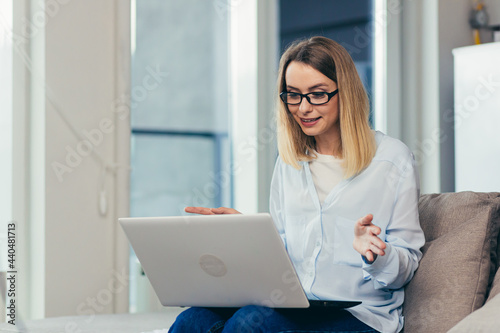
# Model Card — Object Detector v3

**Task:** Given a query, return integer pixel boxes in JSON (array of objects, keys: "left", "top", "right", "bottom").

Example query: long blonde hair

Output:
[{"left": 276, "top": 36, "right": 375, "bottom": 178}]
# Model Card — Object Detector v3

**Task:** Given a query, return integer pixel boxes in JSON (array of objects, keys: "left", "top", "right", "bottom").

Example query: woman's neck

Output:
[{"left": 315, "top": 136, "right": 342, "bottom": 157}]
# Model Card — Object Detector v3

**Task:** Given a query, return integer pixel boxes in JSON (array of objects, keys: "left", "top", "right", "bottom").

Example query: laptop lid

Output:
[{"left": 119, "top": 213, "right": 310, "bottom": 308}]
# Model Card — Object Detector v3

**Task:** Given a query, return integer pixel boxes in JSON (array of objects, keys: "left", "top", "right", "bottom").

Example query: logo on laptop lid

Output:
[{"left": 199, "top": 254, "right": 227, "bottom": 277}]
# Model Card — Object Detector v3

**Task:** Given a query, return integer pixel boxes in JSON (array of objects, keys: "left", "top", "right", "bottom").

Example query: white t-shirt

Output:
[{"left": 308, "top": 150, "right": 344, "bottom": 206}]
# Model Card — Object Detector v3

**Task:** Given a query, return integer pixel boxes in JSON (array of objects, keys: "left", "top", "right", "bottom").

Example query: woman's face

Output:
[{"left": 284, "top": 61, "right": 340, "bottom": 143}]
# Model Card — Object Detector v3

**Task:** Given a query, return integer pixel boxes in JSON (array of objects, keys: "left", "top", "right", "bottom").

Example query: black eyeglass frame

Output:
[{"left": 279, "top": 89, "right": 339, "bottom": 105}]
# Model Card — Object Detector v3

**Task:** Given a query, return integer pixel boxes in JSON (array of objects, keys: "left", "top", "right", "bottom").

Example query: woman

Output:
[{"left": 169, "top": 36, "right": 425, "bottom": 333}]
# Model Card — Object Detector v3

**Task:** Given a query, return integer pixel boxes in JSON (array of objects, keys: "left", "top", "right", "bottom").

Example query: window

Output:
[
  {"left": 127, "top": 0, "right": 381, "bottom": 313},
  {"left": 129, "top": 0, "right": 232, "bottom": 312},
  {"left": 280, "top": 0, "right": 375, "bottom": 124}
]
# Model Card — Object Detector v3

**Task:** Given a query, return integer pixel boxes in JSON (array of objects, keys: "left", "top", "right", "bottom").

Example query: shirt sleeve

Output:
[
  {"left": 362, "top": 152, "right": 425, "bottom": 290},
  {"left": 269, "top": 156, "right": 287, "bottom": 249}
]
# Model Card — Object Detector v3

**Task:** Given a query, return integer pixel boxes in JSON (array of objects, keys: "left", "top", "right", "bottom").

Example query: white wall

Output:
[
  {"left": 0, "top": 0, "right": 13, "bottom": 270},
  {"left": 0, "top": 0, "right": 13, "bottom": 323},
  {"left": 483, "top": 0, "right": 500, "bottom": 40},
  {"left": 45, "top": 1, "right": 117, "bottom": 317},
  {"left": 438, "top": 0, "right": 500, "bottom": 192},
  {"left": 399, "top": 0, "right": 500, "bottom": 194},
  {"left": 17, "top": 0, "right": 130, "bottom": 319}
]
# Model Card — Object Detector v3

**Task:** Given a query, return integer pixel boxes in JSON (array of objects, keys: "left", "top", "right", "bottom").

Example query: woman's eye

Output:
[{"left": 310, "top": 92, "right": 326, "bottom": 99}]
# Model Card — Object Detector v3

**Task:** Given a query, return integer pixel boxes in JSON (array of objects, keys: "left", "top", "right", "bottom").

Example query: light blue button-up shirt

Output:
[{"left": 269, "top": 131, "right": 425, "bottom": 333}]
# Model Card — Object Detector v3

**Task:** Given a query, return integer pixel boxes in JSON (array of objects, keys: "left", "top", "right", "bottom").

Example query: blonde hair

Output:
[{"left": 276, "top": 36, "right": 376, "bottom": 178}]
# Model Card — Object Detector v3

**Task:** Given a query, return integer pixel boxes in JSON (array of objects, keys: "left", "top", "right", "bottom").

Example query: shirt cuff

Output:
[{"left": 361, "top": 243, "right": 395, "bottom": 285}]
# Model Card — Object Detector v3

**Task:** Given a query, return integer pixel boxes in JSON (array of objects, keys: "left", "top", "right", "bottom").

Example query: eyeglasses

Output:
[{"left": 280, "top": 89, "right": 339, "bottom": 105}]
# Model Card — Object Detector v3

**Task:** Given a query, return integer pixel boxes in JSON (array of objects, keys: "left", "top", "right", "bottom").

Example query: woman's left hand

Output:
[
  {"left": 353, "top": 214, "right": 387, "bottom": 264},
  {"left": 184, "top": 206, "right": 241, "bottom": 215}
]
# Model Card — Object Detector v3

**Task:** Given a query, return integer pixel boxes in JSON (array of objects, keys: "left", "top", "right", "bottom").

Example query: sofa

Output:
[
  {"left": 1, "top": 191, "right": 499, "bottom": 333},
  {"left": 403, "top": 191, "right": 500, "bottom": 332}
]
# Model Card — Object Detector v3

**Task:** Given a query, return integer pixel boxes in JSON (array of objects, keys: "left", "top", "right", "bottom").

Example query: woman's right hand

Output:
[
  {"left": 353, "top": 214, "right": 386, "bottom": 263},
  {"left": 184, "top": 206, "right": 241, "bottom": 215}
]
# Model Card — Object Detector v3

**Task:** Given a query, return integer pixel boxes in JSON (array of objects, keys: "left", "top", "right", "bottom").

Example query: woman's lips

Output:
[{"left": 300, "top": 117, "right": 321, "bottom": 127}]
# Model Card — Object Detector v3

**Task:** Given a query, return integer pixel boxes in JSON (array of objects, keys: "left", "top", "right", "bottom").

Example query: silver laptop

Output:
[{"left": 119, "top": 213, "right": 361, "bottom": 309}]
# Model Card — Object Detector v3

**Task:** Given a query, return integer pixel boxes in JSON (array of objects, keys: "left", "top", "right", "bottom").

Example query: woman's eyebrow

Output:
[
  {"left": 286, "top": 83, "right": 329, "bottom": 91},
  {"left": 308, "top": 83, "right": 329, "bottom": 90}
]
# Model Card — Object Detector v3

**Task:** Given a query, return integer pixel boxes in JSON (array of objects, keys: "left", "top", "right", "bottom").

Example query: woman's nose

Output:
[{"left": 298, "top": 96, "right": 312, "bottom": 113}]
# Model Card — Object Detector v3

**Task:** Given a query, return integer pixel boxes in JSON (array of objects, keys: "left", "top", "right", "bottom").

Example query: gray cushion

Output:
[
  {"left": 448, "top": 292, "right": 500, "bottom": 333},
  {"left": 403, "top": 192, "right": 500, "bottom": 333}
]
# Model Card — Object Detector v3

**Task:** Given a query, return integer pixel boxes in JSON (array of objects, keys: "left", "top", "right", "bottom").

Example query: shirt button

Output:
[
  {"left": 316, "top": 241, "right": 321, "bottom": 247},
  {"left": 309, "top": 272, "right": 313, "bottom": 277}
]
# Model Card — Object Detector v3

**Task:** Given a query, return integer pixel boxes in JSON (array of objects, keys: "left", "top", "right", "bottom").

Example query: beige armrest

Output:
[{"left": 448, "top": 293, "right": 500, "bottom": 333}]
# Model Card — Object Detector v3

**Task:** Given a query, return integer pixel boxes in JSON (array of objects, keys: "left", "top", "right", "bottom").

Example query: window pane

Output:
[
  {"left": 131, "top": 0, "right": 229, "bottom": 134},
  {"left": 130, "top": 134, "right": 229, "bottom": 217},
  {"left": 129, "top": 0, "right": 231, "bottom": 312},
  {"left": 280, "top": 0, "right": 374, "bottom": 124}
]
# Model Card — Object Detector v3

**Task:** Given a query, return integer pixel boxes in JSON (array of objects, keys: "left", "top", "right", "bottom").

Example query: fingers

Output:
[
  {"left": 362, "top": 245, "right": 384, "bottom": 263},
  {"left": 354, "top": 214, "right": 378, "bottom": 237},
  {"left": 367, "top": 225, "right": 382, "bottom": 236},
  {"left": 354, "top": 238, "right": 386, "bottom": 257},
  {"left": 357, "top": 215, "right": 382, "bottom": 235},
  {"left": 372, "top": 235, "right": 386, "bottom": 250},
  {"left": 364, "top": 250, "right": 375, "bottom": 263},
  {"left": 353, "top": 214, "right": 387, "bottom": 260},
  {"left": 355, "top": 214, "right": 374, "bottom": 233},
  {"left": 184, "top": 207, "right": 215, "bottom": 215},
  {"left": 353, "top": 235, "right": 386, "bottom": 259},
  {"left": 184, "top": 206, "right": 241, "bottom": 215},
  {"left": 363, "top": 233, "right": 386, "bottom": 253},
  {"left": 211, "top": 207, "right": 242, "bottom": 214},
  {"left": 369, "top": 243, "right": 386, "bottom": 256},
  {"left": 358, "top": 214, "right": 373, "bottom": 226}
]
